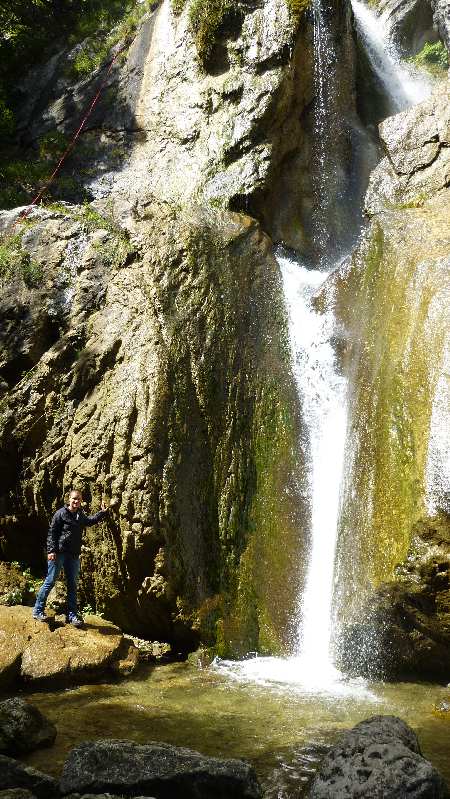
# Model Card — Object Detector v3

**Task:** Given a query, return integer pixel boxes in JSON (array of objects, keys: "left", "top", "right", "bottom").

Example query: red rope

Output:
[{"left": 6, "top": 40, "right": 130, "bottom": 232}]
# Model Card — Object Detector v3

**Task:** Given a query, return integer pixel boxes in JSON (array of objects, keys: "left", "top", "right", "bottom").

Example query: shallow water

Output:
[{"left": 20, "top": 661, "right": 450, "bottom": 797}]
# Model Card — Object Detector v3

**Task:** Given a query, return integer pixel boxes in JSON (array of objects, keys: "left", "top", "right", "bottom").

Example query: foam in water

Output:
[{"left": 351, "top": 0, "right": 432, "bottom": 111}]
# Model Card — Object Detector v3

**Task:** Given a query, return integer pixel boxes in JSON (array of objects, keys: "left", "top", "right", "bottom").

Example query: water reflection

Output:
[{"left": 20, "top": 662, "right": 450, "bottom": 797}]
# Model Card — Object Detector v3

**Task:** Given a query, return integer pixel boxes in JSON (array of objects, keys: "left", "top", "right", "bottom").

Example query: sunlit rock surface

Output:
[
  {"left": 332, "top": 80, "right": 450, "bottom": 678},
  {"left": 309, "top": 716, "right": 448, "bottom": 798},
  {"left": 0, "top": 606, "right": 138, "bottom": 689}
]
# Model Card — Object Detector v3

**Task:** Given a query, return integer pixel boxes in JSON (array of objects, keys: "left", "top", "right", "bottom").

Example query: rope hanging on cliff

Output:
[{"left": 6, "top": 38, "right": 133, "bottom": 234}]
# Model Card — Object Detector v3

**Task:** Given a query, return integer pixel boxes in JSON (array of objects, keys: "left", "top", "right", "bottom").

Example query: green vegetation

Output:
[
  {"left": 71, "top": 0, "right": 159, "bottom": 79},
  {"left": 285, "top": 0, "right": 310, "bottom": 20},
  {"left": 0, "top": 1, "right": 159, "bottom": 210},
  {"left": 75, "top": 202, "right": 135, "bottom": 267},
  {"left": 0, "top": 561, "right": 41, "bottom": 606},
  {"left": 171, "top": 0, "right": 188, "bottom": 14},
  {"left": 0, "top": 228, "right": 43, "bottom": 289},
  {"left": 409, "top": 41, "right": 449, "bottom": 75},
  {"left": 188, "top": 0, "right": 235, "bottom": 67},
  {"left": 0, "top": 131, "right": 74, "bottom": 210}
]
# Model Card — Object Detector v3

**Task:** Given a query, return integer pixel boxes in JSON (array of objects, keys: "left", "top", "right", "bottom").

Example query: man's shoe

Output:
[
  {"left": 32, "top": 610, "right": 47, "bottom": 622},
  {"left": 67, "top": 614, "right": 83, "bottom": 627}
]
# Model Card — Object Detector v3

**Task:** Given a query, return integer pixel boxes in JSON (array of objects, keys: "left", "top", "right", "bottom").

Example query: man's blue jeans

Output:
[{"left": 34, "top": 553, "right": 80, "bottom": 617}]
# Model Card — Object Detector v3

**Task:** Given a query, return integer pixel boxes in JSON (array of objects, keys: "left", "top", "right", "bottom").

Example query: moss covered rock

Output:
[{"left": 331, "top": 80, "right": 450, "bottom": 678}]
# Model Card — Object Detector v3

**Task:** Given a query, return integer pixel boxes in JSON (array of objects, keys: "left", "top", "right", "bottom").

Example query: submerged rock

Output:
[
  {"left": 60, "top": 738, "right": 262, "bottom": 798},
  {"left": 0, "top": 698, "right": 56, "bottom": 755},
  {"left": 308, "top": 715, "right": 447, "bottom": 798},
  {"left": 0, "top": 756, "right": 59, "bottom": 799},
  {"left": 0, "top": 605, "right": 138, "bottom": 689}
]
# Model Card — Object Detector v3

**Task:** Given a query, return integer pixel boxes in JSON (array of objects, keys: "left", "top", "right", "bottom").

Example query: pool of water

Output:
[{"left": 20, "top": 660, "right": 450, "bottom": 797}]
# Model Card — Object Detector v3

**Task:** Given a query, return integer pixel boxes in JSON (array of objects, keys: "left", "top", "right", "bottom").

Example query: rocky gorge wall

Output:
[{"left": 0, "top": 0, "right": 358, "bottom": 655}]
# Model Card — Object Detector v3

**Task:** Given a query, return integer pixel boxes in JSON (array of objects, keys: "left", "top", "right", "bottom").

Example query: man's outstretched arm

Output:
[{"left": 82, "top": 506, "right": 109, "bottom": 527}]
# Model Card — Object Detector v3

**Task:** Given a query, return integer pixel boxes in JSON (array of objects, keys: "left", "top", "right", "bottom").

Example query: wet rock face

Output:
[
  {"left": 377, "top": 0, "right": 439, "bottom": 55},
  {"left": 337, "top": 514, "right": 450, "bottom": 681},
  {"left": 431, "top": 0, "right": 450, "bottom": 51},
  {"left": 60, "top": 738, "right": 262, "bottom": 798},
  {"left": 0, "top": 198, "right": 303, "bottom": 653},
  {"left": 0, "top": 605, "right": 138, "bottom": 689},
  {"left": 333, "top": 80, "right": 450, "bottom": 680},
  {"left": 309, "top": 716, "right": 448, "bottom": 798},
  {"left": 0, "top": 698, "right": 56, "bottom": 756}
]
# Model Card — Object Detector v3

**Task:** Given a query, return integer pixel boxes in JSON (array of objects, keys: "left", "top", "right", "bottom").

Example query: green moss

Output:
[
  {"left": 285, "top": 0, "right": 310, "bottom": 20},
  {"left": 171, "top": 0, "right": 188, "bottom": 15},
  {"left": 409, "top": 40, "right": 449, "bottom": 75},
  {"left": 0, "top": 228, "right": 42, "bottom": 288},
  {"left": 334, "top": 215, "right": 450, "bottom": 621},
  {"left": 188, "top": 0, "right": 235, "bottom": 68}
]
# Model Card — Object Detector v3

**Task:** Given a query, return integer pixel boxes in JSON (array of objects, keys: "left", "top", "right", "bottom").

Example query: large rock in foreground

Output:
[
  {"left": 0, "top": 756, "right": 59, "bottom": 799},
  {"left": 60, "top": 739, "right": 262, "bottom": 799},
  {"left": 0, "top": 698, "right": 56, "bottom": 755},
  {"left": 0, "top": 605, "right": 138, "bottom": 689},
  {"left": 309, "top": 716, "right": 448, "bottom": 798}
]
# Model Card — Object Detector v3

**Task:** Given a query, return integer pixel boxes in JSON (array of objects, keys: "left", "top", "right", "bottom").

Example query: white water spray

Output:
[
  {"left": 351, "top": 0, "right": 432, "bottom": 111},
  {"left": 280, "top": 255, "right": 348, "bottom": 679}
]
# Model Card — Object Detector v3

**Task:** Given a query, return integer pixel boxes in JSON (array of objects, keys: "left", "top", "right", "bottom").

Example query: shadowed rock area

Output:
[
  {"left": 0, "top": 698, "right": 56, "bottom": 755},
  {"left": 60, "top": 738, "right": 262, "bottom": 798}
]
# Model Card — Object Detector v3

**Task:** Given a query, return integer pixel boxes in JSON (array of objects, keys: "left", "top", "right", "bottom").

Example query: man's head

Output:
[{"left": 68, "top": 490, "right": 82, "bottom": 512}]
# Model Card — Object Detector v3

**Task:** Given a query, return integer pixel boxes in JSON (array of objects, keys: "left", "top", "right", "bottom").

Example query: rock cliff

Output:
[
  {"left": 0, "top": 0, "right": 359, "bottom": 654},
  {"left": 332, "top": 78, "right": 450, "bottom": 679}
]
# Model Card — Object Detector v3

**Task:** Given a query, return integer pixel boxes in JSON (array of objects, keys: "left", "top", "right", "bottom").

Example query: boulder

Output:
[
  {"left": 308, "top": 716, "right": 448, "bottom": 798},
  {"left": 0, "top": 698, "right": 56, "bottom": 755},
  {"left": 0, "top": 755, "right": 59, "bottom": 799},
  {"left": 365, "top": 80, "right": 450, "bottom": 216},
  {"left": 0, "top": 606, "right": 138, "bottom": 689},
  {"left": 60, "top": 739, "right": 262, "bottom": 798}
]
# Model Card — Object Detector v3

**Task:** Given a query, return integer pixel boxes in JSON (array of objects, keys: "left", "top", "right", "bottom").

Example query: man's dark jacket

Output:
[{"left": 47, "top": 506, "right": 107, "bottom": 557}]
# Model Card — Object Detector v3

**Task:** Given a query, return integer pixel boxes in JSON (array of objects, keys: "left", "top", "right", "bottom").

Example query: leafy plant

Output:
[{"left": 409, "top": 41, "right": 448, "bottom": 74}]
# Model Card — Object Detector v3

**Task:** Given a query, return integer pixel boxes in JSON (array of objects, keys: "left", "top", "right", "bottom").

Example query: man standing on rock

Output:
[{"left": 33, "top": 489, "right": 108, "bottom": 627}]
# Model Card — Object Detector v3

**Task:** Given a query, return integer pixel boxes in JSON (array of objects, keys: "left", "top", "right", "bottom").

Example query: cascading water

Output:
[
  {"left": 351, "top": 0, "right": 432, "bottom": 111},
  {"left": 279, "top": 255, "right": 347, "bottom": 680},
  {"left": 214, "top": 0, "right": 436, "bottom": 694}
]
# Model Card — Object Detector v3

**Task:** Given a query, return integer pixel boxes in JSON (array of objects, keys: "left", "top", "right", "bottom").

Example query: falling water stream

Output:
[{"left": 351, "top": 0, "right": 432, "bottom": 110}]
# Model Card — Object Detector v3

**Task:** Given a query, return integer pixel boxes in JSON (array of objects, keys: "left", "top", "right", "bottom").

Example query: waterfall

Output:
[
  {"left": 310, "top": 0, "right": 338, "bottom": 259},
  {"left": 426, "top": 329, "right": 450, "bottom": 515},
  {"left": 351, "top": 0, "right": 432, "bottom": 111},
  {"left": 214, "top": 0, "right": 438, "bottom": 693},
  {"left": 279, "top": 255, "right": 347, "bottom": 680}
]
